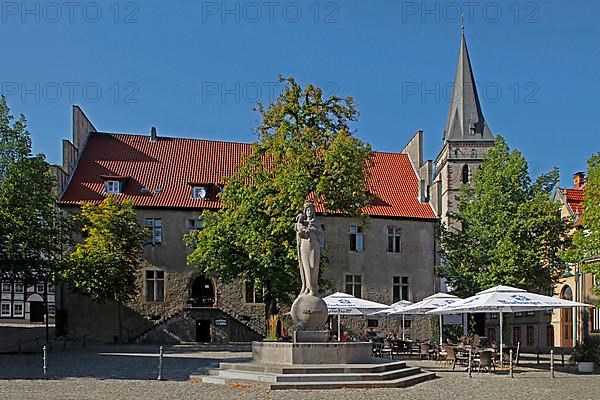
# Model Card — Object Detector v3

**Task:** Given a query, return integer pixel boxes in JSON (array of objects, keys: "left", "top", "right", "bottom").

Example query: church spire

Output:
[{"left": 443, "top": 32, "right": 493, "bottom": 142}]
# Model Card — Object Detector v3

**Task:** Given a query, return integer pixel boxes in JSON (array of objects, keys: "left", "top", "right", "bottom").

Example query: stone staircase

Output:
[{"left": 190, "top": 359, "right": 436, "bottom": 390}]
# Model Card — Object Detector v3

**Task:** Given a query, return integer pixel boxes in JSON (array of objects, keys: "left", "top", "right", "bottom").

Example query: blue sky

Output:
[{"left": 1, "top": 0, "right": 598, "bottom": 186}]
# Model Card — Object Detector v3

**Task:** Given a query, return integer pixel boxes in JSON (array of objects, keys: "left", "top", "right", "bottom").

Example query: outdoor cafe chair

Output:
[
  {"left": 445, "top": 346, "right": 469, "bottom": 371},
  {"left": 476, "top": 350, "right": 496, "bottom": 374}
]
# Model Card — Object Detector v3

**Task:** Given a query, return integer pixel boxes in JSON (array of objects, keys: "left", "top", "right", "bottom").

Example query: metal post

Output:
[
  {"left": 499, "top": 311, "right": 504, "bottom": 367},
  {"left": 402, "top": 314, "right": 405, "bottom": 341},
  {"left": 337, "top": 314, "right": 341, "bottom": 342},
  {"left": 439, "top": 315, "right": 443, "bottom": 346},
  {"left": 509, "top": 349, "right": 513, "bottom": 378},
  {"left": 43, "top": 345, "right": 48, "bottom": 379},
  {"left": 468, "top": 349, "right": 472, "bottom": 377},
  {"left": 550, "top": 349, "right": 555, "bottom": 379},
  {"left": 157, "top": 346, "right": 164, "bottom": 380},
  {"left": 561, "top": 349, "right": 565, "bottom": 366}
]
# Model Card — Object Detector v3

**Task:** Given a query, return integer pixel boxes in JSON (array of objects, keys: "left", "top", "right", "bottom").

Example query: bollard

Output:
[
  {"left": 43, "top": 345, "right": 48, "bottom": 379},
  {"left": 536, "top": 350, "right": 540, "bottom": 365},
  {"left": 157, "top": 346, "right": 164, "bottom": 381},
  {"left": 561, "top": 349, "right": 564, "bottom": 367},
  {"left": 550, "top": 349, "right": 555, "bottom": 379},
  {"left": 468, "top": 349, "right": 472, "bottom": 378},
  {"left": 509, "top": 349, "right": 513, "bottom": 378}
]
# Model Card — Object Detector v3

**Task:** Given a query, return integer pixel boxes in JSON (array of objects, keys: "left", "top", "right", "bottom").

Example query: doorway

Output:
[
  {"left": 190, "top": 276, "right": 215, "bottom": 307},
  {"left": 29, "top": 301, "right": 45, "bottom": 323},
  {"left": 560, "top": 285, "right": 573, "bottom": 347},
  {"left": 196, "top": 320, "right": 211, "bottom": 342}
]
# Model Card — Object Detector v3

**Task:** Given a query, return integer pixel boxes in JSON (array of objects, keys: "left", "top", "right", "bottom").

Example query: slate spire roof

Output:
[{"left": 443, "top": 32, "right": 494, "bottom": 142}]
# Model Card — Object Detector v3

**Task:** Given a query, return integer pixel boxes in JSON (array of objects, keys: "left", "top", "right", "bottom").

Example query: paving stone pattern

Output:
[{"left": 0, "top": 345, "right": 598, "bottom": 400}]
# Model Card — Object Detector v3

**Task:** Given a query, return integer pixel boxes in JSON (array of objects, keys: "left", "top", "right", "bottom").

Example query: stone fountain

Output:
[{"left": 192, "top": 202, "right": 435, "bottom": 389}]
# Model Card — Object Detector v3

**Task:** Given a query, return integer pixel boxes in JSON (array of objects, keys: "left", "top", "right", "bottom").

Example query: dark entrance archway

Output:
[
  {"left": 190, "top": 276, "right": 215, "bottom": 307},
  {"left": 29, "top": 301, "right": 45, "bottom": 323}
]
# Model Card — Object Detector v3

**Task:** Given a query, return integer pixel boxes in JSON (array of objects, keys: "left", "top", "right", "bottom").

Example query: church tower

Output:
[{"left": 430, "top": 30, "right": 495, "bottom": 227}]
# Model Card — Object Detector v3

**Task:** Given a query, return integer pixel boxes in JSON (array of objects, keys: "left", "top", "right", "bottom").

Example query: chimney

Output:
[
  {"left": 573, "top": 171, "right": 586, "bottom": 189},
  {"left": 150, "top": 126, "right": 158, "bottom": 142}
]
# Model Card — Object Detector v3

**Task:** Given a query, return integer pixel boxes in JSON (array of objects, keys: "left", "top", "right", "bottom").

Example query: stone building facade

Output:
[
  {"left": 53, "top": 106, "right": 439, "bottom": 343},
  {"left": 552, "top": 172, "right": 600, "bottom": 347}
]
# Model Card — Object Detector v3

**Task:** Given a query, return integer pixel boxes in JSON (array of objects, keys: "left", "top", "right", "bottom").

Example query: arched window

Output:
[
  {"left": 471, "top": 149, "right": 477, "bottom": 158},
  {"left": 461, "top": 164, "right": 469, "bottom": 184}
]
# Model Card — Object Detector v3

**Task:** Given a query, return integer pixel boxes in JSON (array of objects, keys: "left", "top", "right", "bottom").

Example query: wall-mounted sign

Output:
[{"left": 214, "top": 319, "right": 228, "bottom": 326}]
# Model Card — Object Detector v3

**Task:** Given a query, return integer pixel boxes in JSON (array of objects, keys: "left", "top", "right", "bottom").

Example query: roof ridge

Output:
[{"left": 94, "top": 131, "right": 253, "bottom": 146}]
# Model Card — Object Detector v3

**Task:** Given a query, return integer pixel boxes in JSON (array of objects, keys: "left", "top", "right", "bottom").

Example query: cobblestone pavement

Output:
[{"left": 1, "top": 346, "right": 598, "bottom": 400}]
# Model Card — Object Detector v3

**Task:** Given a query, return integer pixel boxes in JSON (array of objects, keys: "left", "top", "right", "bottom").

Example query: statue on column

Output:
[
  {"left": 290, "top": 201, "right": 328, "bottom": 336},
  {"left": 295, "top": 201, "right": 324, "bottom": 296}
]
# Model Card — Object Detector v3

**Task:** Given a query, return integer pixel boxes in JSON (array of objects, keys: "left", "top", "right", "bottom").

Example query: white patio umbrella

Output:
[
  {"left": 389, "top": 293, "right": 460, "bottom": 345},
  {"left": 323, "top": 292, "right": 390, "bottom": 341},
  {"left": 370, "top": 300, "right": 413, "bottom": 340},
  {"left": 427, "top": 285, "right": 591, "bottom": 365}
]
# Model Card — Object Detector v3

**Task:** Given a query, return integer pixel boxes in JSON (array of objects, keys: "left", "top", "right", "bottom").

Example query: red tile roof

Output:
[
  {"left": 565, "top": 188, "right": 585, "bottom": 216},
  {"left": 59, "top": 133, "right": 436, "bottom": 220}
]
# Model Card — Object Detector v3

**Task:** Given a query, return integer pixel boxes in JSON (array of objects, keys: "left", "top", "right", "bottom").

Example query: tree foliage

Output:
[
  {"left": 563, "top": 152, "right": 600, "bottom": 298},
  {"left": 0, "top": 96, "right": 68, "bottom": 282},
  {"left": 438, "top": 136, "right": 570, "bottom": 297},
  {"left": 61, "top": 196, "right": 147, "bottom": 303},
  {"left": 186, "top": 77, "right": 373, "bottom": 315}
]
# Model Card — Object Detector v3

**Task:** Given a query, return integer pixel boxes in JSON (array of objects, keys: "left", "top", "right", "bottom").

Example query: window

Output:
[
  {"left": 187, "top": 218, "right": 204, "bottom": 233},
  {"left": 487, "top": 328, "right": 496, "bottom": 343},
  {"left": 36, "top": 284, "right": 45, "bottom": 294},
  {"left": 387, "top": 227, "right": 401, "bottom": 253},
  {"left": 367, "top": 319, "right": 378, "bottom": 328},
  {"left": 1, "top": 283, "right": 11, "bottom": 293},
  {"left": 490, "top": 313, "right": 498, "bottom": 319},
  {"left": 546, "top": 325, "right": 555, "bottom": 347},
  {"left": 13, "top": 303, "right": 24, "bottom": 317},
  {"left": 1, "top": 303, "right": 10, "bottom": 317},
  {"left": 191, "top": 186, "right": 207, "bottom": 199},
  {"left": 104, "top": 180, "right": 121, "bottom": 194},
  {"left": 349, "top": 226, "right": 364, "bottom": 252},
  {"left": 512, "top": 326, "right": 521, "bottom": 345},
  {"left": 145, "top": 270, "right": 165, "bottom": 302},
  {"left": 345, "top": 274, "right": 362, "bottom": 298},
  {"left": 47, "top": 304, "right": 55, "bottom": 314},
  {"left": 471, "top": 149, "right": 477, "bottom": 158},
  {"left": 14, "top": 282, "right": 24, "bottom": 293},
  {"left": 526, "top": 326, "right": 534, "bottom": 347},
  {"left": 48, "top": 285, "right": 55, "bottom": 294},
  {"left": 145, "top": 218, "right": 162, "bottom": 245},
  {"left": 515, "top": 312, "right": 523, "bottom": 318},
  {"left": 593, "top": 308, "right": 600, "bottom": 331},
  {"left": 392, "top": 276, "right": 409, "bottom": 303},
  {"left": 461, "top": 164, "right": 469, "bottom": 184},
  {"left": 245, "top": 281, "right": 263, "bottom": 303}
]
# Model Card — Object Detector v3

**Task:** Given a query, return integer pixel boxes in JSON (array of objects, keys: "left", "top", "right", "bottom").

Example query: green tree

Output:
[
  {"left": 0, "top": 96, "right": 31, "bottom": 182},
  {"left": 187, "top": 77, "right": 373, "bottom": 321},
  {"left": 61, "top": 196, "right": 146, "bottom": 339},
  {"left": 438, "top": 136, "right": 570, "bottom": 297},
  {"left": 0, "top": 96, "right": 68, "bottom": 283},
  {"left": 564, "top": 153, "right": 600, "bottom": 299}
]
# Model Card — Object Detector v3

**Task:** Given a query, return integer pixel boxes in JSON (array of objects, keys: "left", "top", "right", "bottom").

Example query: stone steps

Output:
[
  {"left": 191, "top": 359, "right": 436, "bottom": 390},
  {"left": 219, "top": 359, "right": 407, "bottom": 374}
]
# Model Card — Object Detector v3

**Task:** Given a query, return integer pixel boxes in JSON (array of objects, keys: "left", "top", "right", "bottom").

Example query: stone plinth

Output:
[{"left": 252, "top": 341, "right": 373, "bottom": 365}]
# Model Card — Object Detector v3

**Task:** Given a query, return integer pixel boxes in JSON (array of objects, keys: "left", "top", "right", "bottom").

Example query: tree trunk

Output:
[{"left": 117, "top": 302, "right": 123, "bottom": 342}]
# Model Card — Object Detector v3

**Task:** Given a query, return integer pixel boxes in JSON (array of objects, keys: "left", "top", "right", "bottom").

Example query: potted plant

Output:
[{"left": 570, "top": 337, "right": 600, "bottom": 373}]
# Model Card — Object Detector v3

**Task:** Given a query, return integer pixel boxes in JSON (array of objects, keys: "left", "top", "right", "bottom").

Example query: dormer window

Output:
[
  {"left": 105, "top": 180, "right": 121, "bottom": 194},
  {"left": 192, "top": 186, "right": 207, "bottom": 199}
]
